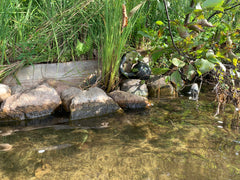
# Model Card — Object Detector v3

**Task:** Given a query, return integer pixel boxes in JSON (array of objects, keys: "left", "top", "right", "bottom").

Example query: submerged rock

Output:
[
  {"left": 108, "top": 90, "right": 150, "bottom": 109},
  {"left": 121, "top": 79, "right": 148, "bottom": 97},
  {"left": 37, "top": 144, "right": 72, "bottom": 153},
  {"left": 69, "top": 87, "right": 121, "bottom": 120},
  {"left": 1, "top": 84, "right": 61, "bottom": 120},
  {"left": 147, "top": 76, "right": 176, "bottom": 98},
  {"left": 0, "top": 143, "right": 12, "bottom": 151},
  {"left": 0, "top": 84, "right": 11, "bottom": 103}
]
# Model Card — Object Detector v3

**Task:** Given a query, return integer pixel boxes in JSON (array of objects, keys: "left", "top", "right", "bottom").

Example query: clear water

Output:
[{"left": 0, "top": 93, "right": 240, "bottom": 180}]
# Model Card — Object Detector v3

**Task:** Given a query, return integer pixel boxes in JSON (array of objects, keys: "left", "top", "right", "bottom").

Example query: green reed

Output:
[{"left": 99, "top": 0, "right": 145, "bottom": 92}]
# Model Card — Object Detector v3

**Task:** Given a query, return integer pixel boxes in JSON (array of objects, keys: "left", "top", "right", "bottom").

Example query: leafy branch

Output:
[{"left": 208, "top": 2, "right": 240, "bottom": 21}]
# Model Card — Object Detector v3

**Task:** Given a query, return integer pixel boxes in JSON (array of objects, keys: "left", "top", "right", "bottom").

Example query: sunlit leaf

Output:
[
  {"left": 214, "top": 6, "right": 224, "bottom": 11},
  {"left": 202, "top": 0, "right": 224, "bottom": 10},
  {"left": 197, "top": 15, "right": 205, "bottom": 20},
  {"left": 156, "top": 20, "right": 164, "bottom": 26},
  {"left": 172, "top": 58, "right": 185, "bottom": 68},
  {"left": 195, "top": 58, "right": 215, "bottom": 74},
  {"left": 210, "top": 58, "right": 226, "bottom": 72},
  {"left": 233, "top": 58, "right": 238, "bottom": 67},
  {"left": 76, "top": 40, "right": 84, "bottom": 56},
  {"left": 208, "top": 57, "right": 218, "bottom": 64},
  {"left": 217, "top": 13, "right": 223, "bottom": 18}
]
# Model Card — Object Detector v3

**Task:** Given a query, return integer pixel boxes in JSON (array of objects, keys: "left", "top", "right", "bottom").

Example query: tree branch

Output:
[
  {"left": 162, "top": 0, "right": 182, "bottom": 57},
  {"left": 184, "top": 0, "right": 195, "bottom": 25},
  {"left": 207, "top": 3, "right": 240, "bottom": 21}
]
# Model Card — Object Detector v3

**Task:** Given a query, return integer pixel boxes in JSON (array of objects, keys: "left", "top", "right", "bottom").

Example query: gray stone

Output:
[
  {"left": 1, "top": 84, "right": 61, "bottom": 120},
  {"left": 69, "top": 87, "right": 121, "bottom": 120},
  {"left": 121, "top": 79, "right": 148, "bottom": 97},
  {"left": 0, "top": 84, "right": 11, "bottom": 103},
  {"left": 147, "top": 76, "right": 176, "bottom": 98},
  {"left": 11, "top": 85, "right": 24, "bottom": 95},
  {"left": 46, "top": 79, "right": 72, "bottom": 95},
  {"left": 61, "top": 87, "right": 83, "bottom": 112},
  {"left": 3, "top": 60, "right": 98, "bottom": 87},
  {"left": 108, "top": 90, "right": 150, "bottom": 109}
]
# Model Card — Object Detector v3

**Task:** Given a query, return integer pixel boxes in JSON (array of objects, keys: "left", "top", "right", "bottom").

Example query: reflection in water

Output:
[{"left": 0, "top": 94, "right": 240, "bottom": 180}]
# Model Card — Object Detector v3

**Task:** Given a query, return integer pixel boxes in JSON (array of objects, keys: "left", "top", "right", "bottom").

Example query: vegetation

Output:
[{"left": 0, "top": 0, "right": 240, "bottom": 118}]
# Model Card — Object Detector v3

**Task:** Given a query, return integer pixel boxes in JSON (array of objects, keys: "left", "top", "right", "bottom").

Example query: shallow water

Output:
[{"left": 0, "top": 93, "right": 240, "bottom": 180}]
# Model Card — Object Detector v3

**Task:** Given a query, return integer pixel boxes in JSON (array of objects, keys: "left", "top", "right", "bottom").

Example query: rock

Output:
[
  {"left": 147, "top": 76, "right": 176, "bottom": 98},
  {"left": 108, "top": 90, "right": 150, "bottom": 109},
  {"left": 0, "top": 143, "right": 12, "bottom": 151},
  {"left": 11, "top": 85, "right": 25, "bottom": 95},
  {"left": 80, "top": 74, "right": 99, "bottom": 89},
  {"left": 61, "top": 87, "right": 83, "bottom": 112},
  {"left": 46, "top": 79, "right": 72, "bottom": 95},
  {"left": 3, "top": 60, "right": 98, "bottom": 87},
  {"left": 142, "top": 56, "right": 150, "bottom": 65},
  {"left": 121, "top": 79, "right": 148, "bottom": 97},
  {"left": 1, "top": 84, "right": 61, "bottom": 120},
  {"left": 69, "top": 87, "right": 121, "bottom": 120},
  {"left": 0, "top": 84, "right": 11, "bottom": 103}
]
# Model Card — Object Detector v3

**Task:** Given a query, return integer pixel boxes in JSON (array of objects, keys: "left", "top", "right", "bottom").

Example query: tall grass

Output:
[
  {"left": 0, "top": 0, "right": 202, "bottom": 86},
  {"left": 99, "top": 0, "right": 145, "bottom": 92},
  {"left": 0, "top": 0, "right": 101, "bottom": 80}
]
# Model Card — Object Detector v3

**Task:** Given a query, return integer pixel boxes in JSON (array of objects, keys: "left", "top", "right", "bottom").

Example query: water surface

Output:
[{"left": 0, "top": 93, "right": 240, "bottom": 180}]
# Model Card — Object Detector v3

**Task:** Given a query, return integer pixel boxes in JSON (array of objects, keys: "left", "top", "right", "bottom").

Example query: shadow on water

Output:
[{"left": 0, "top": 92, "right": 240, "bottom": 179}]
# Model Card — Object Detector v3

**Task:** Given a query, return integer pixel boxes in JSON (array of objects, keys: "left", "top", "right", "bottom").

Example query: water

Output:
[{"left": 0, "top": 92, "right": 240, "bottom": 180}]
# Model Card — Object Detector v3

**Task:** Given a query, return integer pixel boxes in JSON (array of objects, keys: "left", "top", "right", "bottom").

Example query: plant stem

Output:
[{"left": 162, "top": 0, "right": 182, "bottom": 57}]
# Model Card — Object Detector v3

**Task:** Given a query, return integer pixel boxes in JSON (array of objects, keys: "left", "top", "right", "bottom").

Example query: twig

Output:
[
  {"left": 207, "top": 3, "right": 240, "bottom": 21},
  {"left": 184, "top": 0, "right": 195, "bottom": 25},
  {"left": 162, "top": 0, "right": 182, "bottom": 56}
]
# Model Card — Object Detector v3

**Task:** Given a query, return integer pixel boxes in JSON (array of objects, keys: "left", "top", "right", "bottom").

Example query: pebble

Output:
[
  {"left": 38, "top": 150, "right": 46, "bottom": 154},
  {"left": 0, "top": 143, "right": 13, "bottom": 151}
]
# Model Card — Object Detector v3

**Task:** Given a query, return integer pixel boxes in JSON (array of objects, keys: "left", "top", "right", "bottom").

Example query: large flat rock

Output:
[
  {"left": 69, "top": 87, "right": 121, "bottom": 120},
  {"left": 1, "top": 84, "right": 61, "bottom": 120},
  {"left": 3, "top": 60, "right": 98, "bottom": 87}
]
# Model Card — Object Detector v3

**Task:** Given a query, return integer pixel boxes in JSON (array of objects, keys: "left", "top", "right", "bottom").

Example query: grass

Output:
[
  {"left": 99, "top": 0, "right": 145, "bottom": 92},
  {"left": 0, "top": 0, "right": 239, "bottom": 90},
  {"left": 0, "top": 0, "right": 188, "bottom": 85},
  {"left": 0, "top": 0, "right": 102, "bottom": 79}
]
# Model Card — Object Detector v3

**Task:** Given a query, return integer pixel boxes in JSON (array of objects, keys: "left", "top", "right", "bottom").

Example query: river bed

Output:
[{"left": 0, "top": 92, "right": 240, "bottom": 180}]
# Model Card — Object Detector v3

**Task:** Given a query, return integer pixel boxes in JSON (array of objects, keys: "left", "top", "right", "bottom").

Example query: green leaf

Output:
[
  {"left": 195, "top": 58, "right": 215, "bottom": 74},
  {"left": 172, "top": 58, "right": 185, "bottom": 68},
  {"left": 202, "top": 0, "right": 224, "bottom": 10},
  {"left": 184, "top": 64, "right": 196, "bottom": 81},
  {"left": 156, "top": 20, "right": 164, "bottom": 26},
  {"left": 213, "top": 6, "right": 224, "bottom": 11},
  {"left": 151, "top": 49, "right": 164, "bottom": 62},
  {"left": 170, "top": 71, "right": 184, "bottom": 91},
  {"left": 152, "top": 67, "right": 169, "bottom": 75},
  {"left": 76, "top": 40, "right": 84, "bottom": 56},
  {"left": 137, "top": 31, "right": 154, "bottom": 40},
  {"left": 208, "top": 58, "right": 226, "bottom": 72}
]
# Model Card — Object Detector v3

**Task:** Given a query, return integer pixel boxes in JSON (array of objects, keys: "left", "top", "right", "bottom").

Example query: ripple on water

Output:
[{"left": 0, "top": 95, "right": 239, "bottom": 180}]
